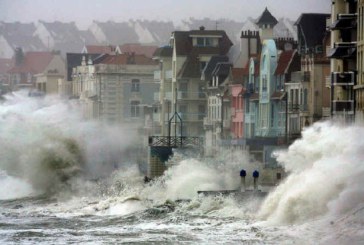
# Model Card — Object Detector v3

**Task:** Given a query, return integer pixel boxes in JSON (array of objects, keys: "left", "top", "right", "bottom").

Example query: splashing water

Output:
[
  {"left": 1, "top": 91, "right": 364, "bottom": 243},
  {"left": 0, "top": 91, "right": 138, "bottom": 197},
  {"left": 258, "top": 121, "right": 364, "bottom": 224}
]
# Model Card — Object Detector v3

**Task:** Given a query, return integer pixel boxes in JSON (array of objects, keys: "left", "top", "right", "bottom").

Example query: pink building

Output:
[{"left": 230, "top": 68, "right": 245, "bottom": 139}]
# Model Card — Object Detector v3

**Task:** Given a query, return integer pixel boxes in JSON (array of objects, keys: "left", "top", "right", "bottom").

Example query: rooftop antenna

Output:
[{"left": 215, "top": 21, "right": 219, "bottom": 30}]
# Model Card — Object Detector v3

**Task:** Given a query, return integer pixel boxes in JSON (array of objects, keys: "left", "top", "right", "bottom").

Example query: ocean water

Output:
[{"left": 1, "top": 92, "right": 364, "bottom": 244}]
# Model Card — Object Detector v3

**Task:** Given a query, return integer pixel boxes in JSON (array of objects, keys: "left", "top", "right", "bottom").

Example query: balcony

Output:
[
  {"left": 332, "top": 72, "right": 355, "bottom": 86},
  {"left": 332, "top": 100, "right": 354, "bottom": 115},
  {"left": 328, "top": 42, "right": 357, "bottom": 59},
  {"left": 178, "top": 113, "right": 205, "bottom": 122},
  {"left": 164, "top": 91, "right": 182, "bottom": 101},
  {"left": 331, "top": 13, "right": 357, "bottom": 30},
  {"left": 288, "top": 103, "right": 300, "bottom": 112},
  {"left": 178, "top": 91, "right": 206, "bottom": 100}
]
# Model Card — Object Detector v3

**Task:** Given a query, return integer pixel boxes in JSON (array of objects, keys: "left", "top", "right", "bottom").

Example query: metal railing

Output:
[{"left": 148, "top": 136, "right": 203, "bottom": 147}]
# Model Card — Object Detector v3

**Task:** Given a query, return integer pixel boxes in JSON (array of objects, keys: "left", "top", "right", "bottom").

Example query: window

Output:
[
  {"left": 130, "top": 101, "right": 140, "bottom": 117},
  {"left": 196, "top": 37, "right": 215, "bottom": 47},
  {"left": 205, "top": 38, "right": 213, "bottom": 46},
  {"left": 197, "top": 37, "right": 204, "bottom": 46},
  {"left": 198, "top": 84, "right": 205, "bottom": 98},
  {"left": 262, "top": 76, "right": 267, "bottom": 92},
  {"left": 131, "top": 79, "right": 140, "bottom": 92}
]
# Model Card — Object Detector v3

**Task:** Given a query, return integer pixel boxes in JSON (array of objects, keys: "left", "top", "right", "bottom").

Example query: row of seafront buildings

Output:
[
  {"left": 151, "top": 1, "right": 364, "bottom": 180},
  {"left": 0, "top": 1, "right": 363, "bottom": 181}
]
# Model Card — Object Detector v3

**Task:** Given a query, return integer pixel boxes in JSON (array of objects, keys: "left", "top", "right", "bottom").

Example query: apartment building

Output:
[
  {"left": 329, "top": 0, "right": 358, "bottom": 122},
  {"left": 154, "top": 27, "right": 233, "bottom": 137},
  {"left": 71, "top": 53, "right": 159, "bottom": 125}
]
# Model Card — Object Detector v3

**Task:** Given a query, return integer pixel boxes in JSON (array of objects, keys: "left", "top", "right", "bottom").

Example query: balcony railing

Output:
[
  {"left": 328, "top": 42, "right": 357, "bottom": 59},
  {"left": 148, "top": 136, "right": 203, "bottom": 147},
  {"left": 178, "top": 113, "right": 205, "bottom": 121},
  {"left": 288, "top": 103, "right": 300, "bottom": 112},
  {"left": 331, "top": 13, "right": 357, "bottom": 30},
  {"left": 178, "top": 91, "right": 206, "bottom": 100},
  {"left": 163, "top": 91, "right": 182, "bottom": 101},
  {"left": 332, "top": 100, "right": 354, "bottom": 114},
  {"left": 332, "top": 71, "right": 355, "bottom": 86}
]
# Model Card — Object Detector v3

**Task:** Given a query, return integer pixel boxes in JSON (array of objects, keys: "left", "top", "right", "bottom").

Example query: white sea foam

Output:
[
  {"left": 259, "top": 121, "right": 364, "bottom": 225},
  {"left": 0, "top": 170, "right": 36, "bottom": 200},
  {"left": 0, "top": 91, "right": 137, "bottom": 196}
]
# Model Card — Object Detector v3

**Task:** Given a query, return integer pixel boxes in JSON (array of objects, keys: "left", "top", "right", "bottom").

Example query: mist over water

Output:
[{"left": 0, "top": 91, "right": 138, "bottom": 197}]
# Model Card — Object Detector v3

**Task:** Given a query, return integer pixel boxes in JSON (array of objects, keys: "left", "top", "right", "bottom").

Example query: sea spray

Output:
[
  {"left": 142, "top": 149, "right": 257, "bottom": 202},
  {"left": 0, "top": 91, "right": 138, "bottom": 196},
  {"left": 258, "top": 121, "right": 364, "bottom": 224}
]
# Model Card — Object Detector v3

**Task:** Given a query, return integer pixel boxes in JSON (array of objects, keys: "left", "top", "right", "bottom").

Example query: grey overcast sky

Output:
[{"left": 0, "top": 0, "right": 331, "bottom": 29}]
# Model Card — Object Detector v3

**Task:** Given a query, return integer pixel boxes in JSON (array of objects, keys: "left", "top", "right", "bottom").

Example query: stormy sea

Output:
[{"left": 1, "top": 92, "right": 364, "bottom": 244}]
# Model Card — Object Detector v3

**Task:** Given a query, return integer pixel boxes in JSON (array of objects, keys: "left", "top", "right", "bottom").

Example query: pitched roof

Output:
[
  {"left": 39, "top": 21, "right": 91, "bottom": 53},
  {"left": 203, "top": 56, "right": 229, "bottom": 81},
  {"left": 66, "top": 53, "right": 102, "bottom": 81},
  {"left": 8, "top": 52, "right": 54, "bottom": 74},
  {"left": 93, "top": 21, "right": 138, "bottom": 45},
  {"left": 85, "top": 45, "right": 116, "bottom": 54},
  {"left": 119, "top": 43, "right": 158, "bottom": 58},
  {"left": 0, "top": 22, "right": 36, "bottom": 36},
  {"left": 98, "top": 53, "right": 157, "bottom": 65},
  {"left": 295, "top": 13, "right": 330, "bottom": 48},
  {"left": 153, "top": 46, "right": 173, "bottom": 57},
  {"left": 173, "top": 29, "right": 233, "bottom": 56},
  {"left": 256, "top": 7, "right": 278, "bottom": 26},
  {"left": 178, "top": 55, "right": 200, "bottom": 78},
  {"left": 271, "top": 91, "right": 285, "bottom": 100},
  {"left": 275, "top": 50, "right": 296, "bottom": 75}
]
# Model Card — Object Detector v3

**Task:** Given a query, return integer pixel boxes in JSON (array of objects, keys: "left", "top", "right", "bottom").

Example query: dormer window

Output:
[{"left": 195, "top": 37, "right": 216, "bottom": 47}]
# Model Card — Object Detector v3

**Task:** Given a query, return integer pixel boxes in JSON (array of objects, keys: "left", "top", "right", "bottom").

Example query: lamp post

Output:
[{"left": 281, "top": 89, "right": 288, "bottom": 144}]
